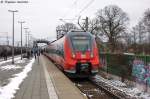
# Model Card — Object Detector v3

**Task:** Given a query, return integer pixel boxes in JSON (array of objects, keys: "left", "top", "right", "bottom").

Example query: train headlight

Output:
[
  {"left": 72, "top": 53, "right": 75, "bottom": 58},
  {"left": 90, "top": 53, "right": 94, "bottom": 58}
]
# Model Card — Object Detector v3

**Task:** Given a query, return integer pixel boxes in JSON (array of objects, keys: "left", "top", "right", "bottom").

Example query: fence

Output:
[{"left": 99, "top": 53, "right": 150, "bottom": 86}]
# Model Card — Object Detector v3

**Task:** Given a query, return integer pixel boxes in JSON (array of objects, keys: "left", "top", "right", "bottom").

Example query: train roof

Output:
[
  {"left": 67, "top": 30, "right": 92, "bottom": 37},
  {"left": 49, "top": 30, "right": 93, "bottom": 44}
]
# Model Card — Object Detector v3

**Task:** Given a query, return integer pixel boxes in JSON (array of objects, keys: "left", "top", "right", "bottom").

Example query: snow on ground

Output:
[
  {"left": 82, "top": 93, "right": 87, "bottom": 97},
  {"left": 93, "top": 88, "right": 100, "bottom": 92},
  {"left": 0, "top": 65, "right": 21, "bottom": 70},
  {"left": 88, "top": 94, "right": 93, "bottom": 98},
  {"left": 15, "top": 59, "right": 26, "bottom": 64},
  {"left": 0, "top": 58, "right": 26, "bottom": 70},
  {"left": 109, "top": 80, "right": 126, "bottom": 87},
  {"left": 95, "top": 75, "right": 150, "bottom": 99},
  {"left": 77, "top": 83, "right": 82, "bottom": 87},
  {"left": 123, "top": 53, "right": 135, "bottom": 55},
  {"left": 0, "top": 58, "right": 35, "bottom": 99},
  {"left": 0, "top": 57, "right": 20, "bottom": 65}
]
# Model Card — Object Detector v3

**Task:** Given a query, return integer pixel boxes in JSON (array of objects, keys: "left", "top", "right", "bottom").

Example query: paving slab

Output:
[
  {"left": 13, "top": 55, "right": 87, "bottom": 99},
  {"left": 13, "top": 57, "right": 49, "bottom": 99},
  {"left": 41, "top": 55, "right": 87, "bottom": 99}
]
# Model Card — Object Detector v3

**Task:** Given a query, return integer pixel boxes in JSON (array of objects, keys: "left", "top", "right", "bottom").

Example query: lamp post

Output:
[
  {"left": 24, "top": 27, "right": 29, "bottom": 56},
  {"left": 26, "top": 31, "right": 30, "bottom": 48},
  {"left": 27, "top": 31, "right": 31, "bottom": 48},
  {"left": 24, "top": 27, "right": 29, "bottom": 45},
  {"left": 18, "top": 21, "right": 25, "bottom": 60},
  {"left": 8, "top": 10, "right": 18, "bottom": 64},
  {"left": 6, "top": 32, "right": 9, "bottom": 46}
]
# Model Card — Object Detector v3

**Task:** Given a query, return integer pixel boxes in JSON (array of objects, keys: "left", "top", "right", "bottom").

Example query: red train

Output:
[{"left": 45, "top": 30, "right": 101, "bottom": 77}]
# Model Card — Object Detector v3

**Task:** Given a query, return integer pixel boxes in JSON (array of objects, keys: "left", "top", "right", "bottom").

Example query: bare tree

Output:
[
  {"left": 64, "top": 23, "right": 78, "bottom": 32},
  {"left": 143, "top": 9, "right": 150, "bottom": 44},
  {"left": 88, "top": 18, "right": 99, "bottom": 34},
  {"left": 131, "top": 27, "right": 138, "bottom": 45},
  {"left": 123, "top": 31, "right": 132, "bottom": 47},
  {"left": 138, "top": 22, "right": 146, "bottom": 44},
  {"left": 78, "top": 17, "right": 99, "bottom": 34},
  {"left": 96, "top": 5, "right": 129, "bottom": 52},
  {"left": 132, "top": 21, "right": 146, "bottom": 44},
  {"left": 56, "top": 23, "right": 78, "bottom": 39},
  {"left": 125, "top": 9, "right": 150, "bottom": 54}
]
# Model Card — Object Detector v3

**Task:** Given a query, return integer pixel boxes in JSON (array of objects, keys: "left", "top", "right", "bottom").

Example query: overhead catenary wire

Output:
[
  {"left": 74, "top": 0, "right": 95, "bottom": 18},
  {"left": 61, "top": 0, "right": 79, "bottom": 18},
  {"left": 60, "top": 0, "right": 95, "bottom": 24}
]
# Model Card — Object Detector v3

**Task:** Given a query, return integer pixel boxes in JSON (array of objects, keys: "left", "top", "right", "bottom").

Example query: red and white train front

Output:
[
  {"left": 45, "top": 31, "right": 100, "bottom": 77},
  {"left": 63, "top": 32, "right": 100, "bottom": 77}
]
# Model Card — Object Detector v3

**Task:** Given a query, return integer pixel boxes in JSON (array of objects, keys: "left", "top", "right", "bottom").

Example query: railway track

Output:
[
  {"left": 52, "top": 60, "right": 120, "bottom": 99},
  {"left": 49, "top": 58, "right": 133, "bottom": 99},
  {"left": 49, "top": 60, "right": 129, "bottom": 99},
  {"left": 71, "top": 78, "right": 118, "bottom": 99},
  {"left": 89, "top": 75, "right": 139, "bottom": 99}
]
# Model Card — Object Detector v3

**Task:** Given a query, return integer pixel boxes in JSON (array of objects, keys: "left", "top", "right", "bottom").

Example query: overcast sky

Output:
[{"left": 0, "top": 0, "right": 150, "bottom": 45}]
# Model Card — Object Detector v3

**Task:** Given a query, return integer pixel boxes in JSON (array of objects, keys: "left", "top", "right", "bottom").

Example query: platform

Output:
[{"left": 13, "top": 55, "right": 87, "bottom": 99}]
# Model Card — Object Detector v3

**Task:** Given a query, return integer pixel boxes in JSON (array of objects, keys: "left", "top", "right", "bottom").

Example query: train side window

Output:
[
  {"left": 61, "top": 44, "right": 64, "bottom": 57},
  {"left": 56, "top": 50, "right": 59, "bottom": 55}
]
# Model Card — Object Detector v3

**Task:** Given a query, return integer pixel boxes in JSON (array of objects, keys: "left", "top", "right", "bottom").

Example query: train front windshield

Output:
[{"left": 71, "top": 36, "right": 91, "bottom": 52}]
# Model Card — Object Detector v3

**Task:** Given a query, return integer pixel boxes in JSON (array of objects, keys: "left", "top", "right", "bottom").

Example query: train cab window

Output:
[{"left": 71, "top": 36, "right": 91, "bottom": 52}]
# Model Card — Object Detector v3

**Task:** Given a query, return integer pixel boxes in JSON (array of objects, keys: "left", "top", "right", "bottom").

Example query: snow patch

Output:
[
  {"left": 82, "top": 93, "right": 87, "bottom": 97},
  {"left": 0, "top": 58, "right": 35, "bottom": 99},
  {"left": 88, "top": 94, "right": 93, "bottom": 98},
  {"left": 0, "top": 65, "right": 21, "bottom": 70},
  {"left": 95, "top": 75, "right": 150, "bottom": 99},
  {"left": 109, "top": 80, "right": 126, "bottom": 87},
  {"left": 77, "top": 83, "right": 82, "bottom": 87},
  {"left": 0, "top": 57, "right": 20, "bottom": 65},
  {"left": 15, "top": 60, "right": 26, "bottom": 64},
  {"left": 124, "top": 53, "right": 135, "bottom": 55},
  {"left": 93, "top": 88, "right": 99, "bottom": 92}
]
